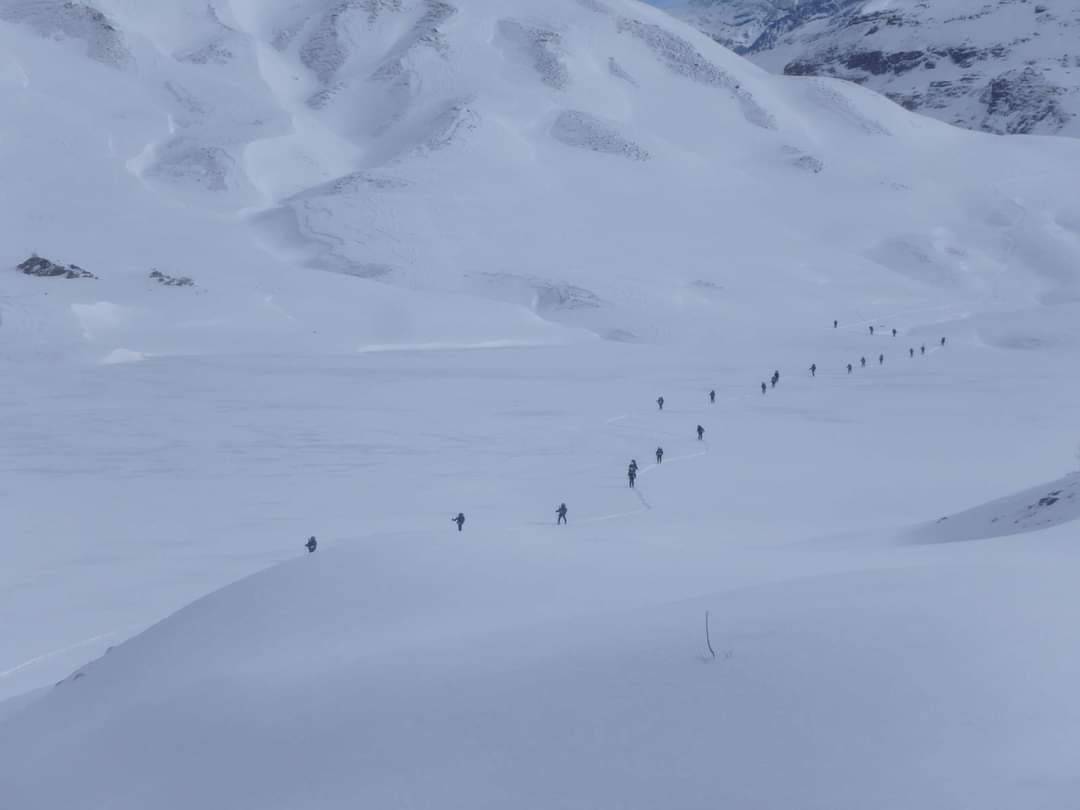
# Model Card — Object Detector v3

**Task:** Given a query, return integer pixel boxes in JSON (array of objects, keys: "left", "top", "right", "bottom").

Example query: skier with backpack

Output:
[
  {"left": 809, "top": 363, "right": 817, "bottom": 377},
  {"left": 452, "top": 513, "right": 465, "bottom": 532},
  {"left": 709, "top": 390, "right": 716, "bottom": 404},
  {"left": 657, "top": 396, "right": 664, "bottom": 411},
  {"left": 556, "top": 503, "right": 568, "bottom": 525},
  {"left": 305, "top": 536, "right": 317, "bottom": 554},
  {"left": 697, "top": 425, "right": 705, "bottom": 441},
  {"left": 656, "top": 447, "right": 664, "bottom": 464}
]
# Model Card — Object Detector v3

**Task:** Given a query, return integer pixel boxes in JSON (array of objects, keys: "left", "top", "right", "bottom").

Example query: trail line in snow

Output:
[
  {"left": 838, "top": 301, "right": 976, "bottom": 332},
  {"left": 0, "top": 630, "right": 125, "bottom": 680}
]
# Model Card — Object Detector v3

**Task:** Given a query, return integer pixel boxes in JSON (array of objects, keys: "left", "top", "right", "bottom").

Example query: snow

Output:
[{"left": 2, "top": 0, "right": 1080, "bottom": 807}]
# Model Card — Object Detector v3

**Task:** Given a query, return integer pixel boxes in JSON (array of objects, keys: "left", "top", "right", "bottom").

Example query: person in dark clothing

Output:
[
  {"left": 920, "top": 345, "right": 926, "bottom": 355},
  {"left": 761, "top": 381, "right": 767, "bottom": 395},
  {"left": 452, "top": 513, "right": 465, "bottom": 532},
  {"left": 656, "top": 447, "right": 664, "bottom": 464},
  {"left": 909, "top": 347, "right": 915, "bottom": 358},
  {"left": 809, "top": 363, "right": 817, "bottom": 377},
  {"left": 556, "top": 503, "right": 567, "bottom": 525},
  {"left": 628, "top": 469, "right": 636, "bottom": 488},
  {"left": 833, "top": 319, "right": 838, "bottom": 329},
  {"left": 860, "top": 356, "right": 866, "bottom": 368},
  {"left": 878, "top": 353, "right": 884, "bottom": 365},
  {"left": 709, "top": 389, "right": 716, "bottom": 404},
  {"left": 940, "top": 337, "right": 946, "bottom": 346},
  {"left": 305, "top": 536, "right": 317, "bottom": 554},
  {"left": 847, "top": 363, "right": 853, "bottom": 374},
  {"left": 869, "top": 326, "right": 874, "bottom": 336},
  {"left": 630, "top": 459, "right": 638, "bottom": 474},
  {"left": 697, "top": 425, "right": 705, "bottom": 441},
  {"left": 770, "top": 371, "right": 779, "bottom": 388},
  {"left": 892, "top": 328, "right": 897, "bottom": 337},
  {"left": 657, "top": 396, "right": 664, "bottom": 411}
]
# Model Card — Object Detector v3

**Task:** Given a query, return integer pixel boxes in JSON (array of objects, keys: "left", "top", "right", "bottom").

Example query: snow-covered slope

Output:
[
  {"left": 2, "top": 0, "right": 1079, "bottom": 360},
  {"left": 667, "top": 0, "right": 1080, "bottom": 136},
  {"left": 3, "top": 1, "right": 1080, "bottom": 807}
]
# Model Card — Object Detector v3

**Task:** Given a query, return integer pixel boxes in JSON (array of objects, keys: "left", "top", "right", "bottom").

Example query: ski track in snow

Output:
[{"left": 0, "top": 631, "right": 124, "bottom": 680}]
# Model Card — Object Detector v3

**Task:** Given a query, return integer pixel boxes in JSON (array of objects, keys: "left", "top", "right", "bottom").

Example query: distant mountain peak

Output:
[{"left": 666, "top": 0, "right": 1080, "bottom": 136}]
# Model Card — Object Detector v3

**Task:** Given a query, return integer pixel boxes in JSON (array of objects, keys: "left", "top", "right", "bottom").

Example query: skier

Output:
[
  {"left": 630, "top": 459, "right": 639, "bottom": 474},
  {"left": 656, "top": 446, "right": 664, "bottom": 464},
  {"left": 809, "top": 363, "right": 817, "bottom": 377},
  {"left": 909, "top": 347, "right": 915, "bottom": 358},
  {"left": 920, "top": 345, "right": 926, "bottom": 355},
  {"left": 770, "top": 371, "right": 779, "bottom": 388},
  {"left": 709, "top": 389, "right": 716, "bottom": 404},
  {"left": 892, "top": 328, "right": 897, "bottom": 337},
  {"left": 697, "top": 425, "right": 705, "bottom": 441},
  {"left": 556, "top": 503, "right": 568, "bottom": 525},
  {"left": 847, "top": 363, "right": 853, "bottom": 374},
  {"left": 452, "top": 512, "right": 465, "bottom": 532},
  {"left": 628, "top": 467, "right": 637, "bottom": 488},
  {"left": 860, "top": 356, "right": 866, "bottom": 368},
  {"left": 869, "top": 325, "right": 874, "bottom": 336},
  {"left": 878, "top": 353, "right": 884, "bottom": 365},
  {"left": 833, "top": 319, "right": 838, "bottom": 329},
  {"left": 657, "top": 396, "right": 664, "bottom": 411},
  {"left": 940, "top": 337, "right": 946, "bottom": 347},
  {"left": 761, "top": 381, "right": 767, "bottom": 395},
  {"left": 305, "top": 536, "right": 317, "bottom": 554}
]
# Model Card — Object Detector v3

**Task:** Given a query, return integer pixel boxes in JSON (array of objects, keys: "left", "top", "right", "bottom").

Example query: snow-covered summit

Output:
[{"left": 667, "top": 0, "right": 1080, "bottom": 136}]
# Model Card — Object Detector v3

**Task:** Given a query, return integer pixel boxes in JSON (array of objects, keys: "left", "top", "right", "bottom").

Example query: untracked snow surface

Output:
[{"left": 2, "top": 0, "right": 1080, "bottom": 808}]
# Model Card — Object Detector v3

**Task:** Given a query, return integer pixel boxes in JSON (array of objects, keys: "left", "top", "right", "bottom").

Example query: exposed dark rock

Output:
[
  {"left": 672, "top": 0, "right": 1079, "bottom": 137},
  {"left": 979, "top": 67, "right": 1071, "bottom": 134},
  {"left": 16, "top": 255, "right": 97, "bottom": 279},
  {"left": 149, "top": 270, "right": 196, "bottom": 287}
]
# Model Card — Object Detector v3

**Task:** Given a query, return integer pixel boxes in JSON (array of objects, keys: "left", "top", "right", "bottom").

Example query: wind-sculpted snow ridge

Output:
[
  {"left": 614, "top": 17, "right": 776, "bottom": 130},
  {"left": 497, "top": 19, "right": 570, "bottom": 90},
  {"left": 780, "top": 145, "right": 823, "bottom": 174},
  {"left": 0, "top": 1, "right": 130, "bottom": 67},
  {"left": 805, "top": 80, "right": 891, "bottom": 135},
  {"left": 552, "top": 110, "right": 650, "bottom": 161},
  {"left": 142, "top": 136, "right": 252, "bottom": 201},
  {"left": 471, "top": 272, "right": 604, "bottom": 314},
  {"left": 607, "top": 56, "right": 638, "bottom": 87},
  {"left": 912, "top": 473, "right": 1080, "bottom": 544}
]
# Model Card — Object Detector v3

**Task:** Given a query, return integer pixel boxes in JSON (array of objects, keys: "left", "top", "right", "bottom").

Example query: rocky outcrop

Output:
[
  {"left": 667, "top": 0, "right": 1080, "bottom": 137},
  {"left": 16, "top": 256, "right": 97, "bottom": 279},
  {"left": 149, "top": 270, "right": 196, "bottom": 287}
]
